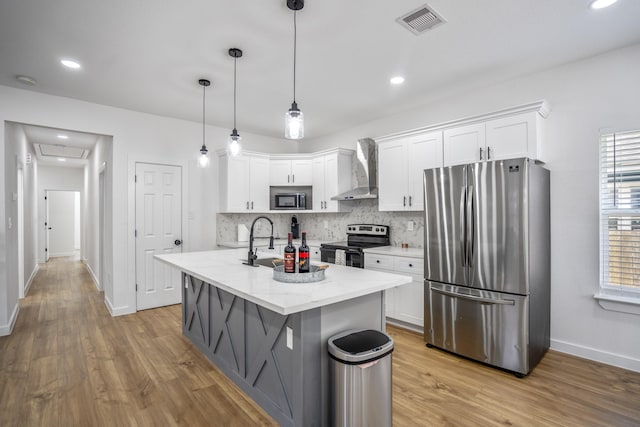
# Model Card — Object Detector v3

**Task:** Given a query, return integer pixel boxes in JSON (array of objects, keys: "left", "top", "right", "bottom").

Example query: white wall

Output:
[
  {"left": 37, "top": 165, "right": 84, "bottom": 262},
  {"left": 306, "top": 42, "right": 640, "bottom": 371},
  {"left": 0, "top": 85, "right": 299, "bottom": 319},
  {"left": 1, "top": 122, "right": 38, "bottom": 335}
]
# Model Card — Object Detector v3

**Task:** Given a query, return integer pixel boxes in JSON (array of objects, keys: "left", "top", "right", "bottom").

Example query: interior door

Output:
[
  {"left": 423, "top": 165, "right": 468, "bottom": 286},
  {"left": 135, "top": 162, "right": 183, "bottom": 310},
  {"left": 46, "top": 190, "right": 77, "bottom": 257},
  {"left": 468, "top": 159, "right": 527, "bottom": 294}
]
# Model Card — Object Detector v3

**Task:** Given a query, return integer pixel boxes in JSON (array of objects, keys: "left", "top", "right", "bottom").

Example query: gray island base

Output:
[{"left": 183, "top": 273, "right": 385, "bottom": 427}]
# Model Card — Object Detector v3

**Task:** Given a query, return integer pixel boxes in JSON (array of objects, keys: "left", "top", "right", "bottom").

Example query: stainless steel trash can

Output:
[{"left": 328, "top": 329, "right": 394, "bottom": 427}]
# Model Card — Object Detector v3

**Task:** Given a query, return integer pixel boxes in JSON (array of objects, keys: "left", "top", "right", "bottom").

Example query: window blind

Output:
[{"left": 600, "top": 130, "right": 640, "bottom": 295}]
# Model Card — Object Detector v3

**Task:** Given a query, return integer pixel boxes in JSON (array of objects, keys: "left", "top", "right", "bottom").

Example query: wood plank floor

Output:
[{"left": 1, "top": 257, "right": 639, "bottom": 426}]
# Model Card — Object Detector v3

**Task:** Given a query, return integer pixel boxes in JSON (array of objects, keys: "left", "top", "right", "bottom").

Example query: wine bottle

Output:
[
  {"left": 284, "top": 232, "right": 296, "bottom": 273},
  {"left": 298, "top": 231, "right": 310, "bottom": 273}
]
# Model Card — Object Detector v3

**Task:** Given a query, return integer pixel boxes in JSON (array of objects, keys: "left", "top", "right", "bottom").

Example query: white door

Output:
[
  {"left": 18, "top": 169, "right": 25, "bottom": 298},
  {"left": 135, "top": 163, "right": 183, "bottom": 310},
  {"left": 46, "top": 190, "right": 77, "bottom": 257}
]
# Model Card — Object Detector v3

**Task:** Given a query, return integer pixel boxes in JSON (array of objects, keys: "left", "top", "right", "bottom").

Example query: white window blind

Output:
[{"left": 600, "top": 129, "right": 640, "bottom": 297}]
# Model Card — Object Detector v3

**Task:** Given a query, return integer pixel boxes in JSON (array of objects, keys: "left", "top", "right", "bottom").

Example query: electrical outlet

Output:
[
  {"left": 324, "top": 220, "right": 329, "bottom": 229},
  {"left": 286, "top": 327, "right": 293, "bottom": 349},
  {"left": 407, "top": 220, "right": 414, "bottom": 232}
]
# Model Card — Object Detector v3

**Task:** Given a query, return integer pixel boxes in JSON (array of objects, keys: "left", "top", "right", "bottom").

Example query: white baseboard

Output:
[
  {"left": 50, "top": 251, "right": 76, "bottom": 257},
  {"left": 551, "top": 339, "right": 640, "bottom": 373},
  {"left": 23, "top": 264, "right": 39, "bottom": 297},
  {"left": 0, "top": 304, "right": 20, "bottom": 336},
  {"left": 104, "top": 296, "right": 135, "bottom": 317},
  {"left": 83, "top": 260, "right": 101, "bottom": 291}
]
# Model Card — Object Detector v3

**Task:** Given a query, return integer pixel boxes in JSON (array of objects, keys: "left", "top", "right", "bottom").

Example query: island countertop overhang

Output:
[{"left": 155, "top": 248, "right": 412, "bottom": 315}]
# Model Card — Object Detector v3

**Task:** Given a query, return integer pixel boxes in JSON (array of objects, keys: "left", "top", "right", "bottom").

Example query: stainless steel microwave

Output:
[{"left": 274, "top": 193, "right": 306, "bottom": 209}]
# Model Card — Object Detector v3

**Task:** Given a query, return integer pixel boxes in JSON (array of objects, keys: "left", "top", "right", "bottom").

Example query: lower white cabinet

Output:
[
  {"left": 309, "top": 245, "right": 321, "bottom": 261},
  {"left": 364, "top": 252, "right": 424, "bottom": 329}
]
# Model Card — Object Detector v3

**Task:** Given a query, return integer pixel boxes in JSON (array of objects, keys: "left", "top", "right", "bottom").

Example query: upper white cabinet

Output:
[
  {"left": 378, "top": 131, "right": 443, "bottom": 211},
  {"left": 443, "top": 123, "right": 486, "bottom": 166},
  {"left": 312, "top": 150, "right": 353, "bottom": 212},
  {"left": 443, "top": 110, "right": 546, "bottom": 166},
  {"left": 269, "top": 158, "right": 313, "bottom": 186},
  {"left": 218, "top": 152, "right": 270, "bottom": 213}
]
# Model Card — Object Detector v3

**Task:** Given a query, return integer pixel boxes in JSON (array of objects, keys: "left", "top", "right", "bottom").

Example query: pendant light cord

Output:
[
  {"left": 233, "top": 56, "right": 237, "bottom": 129},
  {"left": 202, "top": 83, "right": 206, "bottom": 147},
  {"left": 293, "top": 9, "right": 297, "bottom": 103}
]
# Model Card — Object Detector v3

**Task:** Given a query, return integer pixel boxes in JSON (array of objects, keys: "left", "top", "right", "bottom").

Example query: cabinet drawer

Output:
[
  {"left": 395, "top": 258, "right": 424, "bottom": 275},
  {"left": 365, "top": 254, "right": 394, "bottom": 271}
]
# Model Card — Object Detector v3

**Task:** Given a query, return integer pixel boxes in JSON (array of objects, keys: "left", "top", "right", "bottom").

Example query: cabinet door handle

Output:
[
  {"left": 376, "top": 260, "right": 380, "bottom": 263},
  {"left": 288, "top": 174, "right": 290, "bottom": 183},
  {"left": 403, "top": 196, "right": 406, "bottom": 207},
  {"left": 292, "top": 174, "right": 295, "bottom": 183},
  {"left": 323, "top": 201, "right": 326, "bottom": 209},
  {"left": 409, "top": 263, "right": 413, "bottom": 267},
  {"left": 409, "top": 196, "right": 412, "bottom": 207},
  {"left": 487, "top": 146, "right": 491, "bottom": 160},
  {"left": 251, "top": 201, "right": 254, "bottom": 210},
  {"left": 246, "top": 201, "right": 249, "bottom": 210},
  {"left": 479, "top": 147, "right": 484, "bottom": 161}
]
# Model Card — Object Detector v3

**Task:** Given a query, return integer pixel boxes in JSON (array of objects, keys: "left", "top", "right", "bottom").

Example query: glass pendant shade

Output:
[
  {"left": 198, "top": 145, "right": 210, "bottom": 168},
  {"left": 285, "top": 102, "right": 304, "bottom": 139},
  {"left": 228, "top": 128, "right": 241, "bottom": 156}
]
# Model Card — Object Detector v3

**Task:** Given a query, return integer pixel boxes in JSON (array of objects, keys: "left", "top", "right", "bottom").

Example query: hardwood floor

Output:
[{"left": 1, "top": 257, "right": 640, "bottom": 426}]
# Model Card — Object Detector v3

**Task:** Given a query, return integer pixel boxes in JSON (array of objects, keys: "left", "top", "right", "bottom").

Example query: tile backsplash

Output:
[{"left": 217, "top": 199, "right": 424, "bottom": 248}]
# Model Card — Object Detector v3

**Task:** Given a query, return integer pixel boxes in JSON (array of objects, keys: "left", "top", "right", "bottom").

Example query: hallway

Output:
[{"left": 0, "top": 257, "right": 275, "bottom": 426}]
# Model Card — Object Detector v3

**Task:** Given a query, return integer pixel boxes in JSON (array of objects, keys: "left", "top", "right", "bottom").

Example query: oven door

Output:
[
  {"left": 320, "top": 246, "right": 335, "bottom": 264},
  {"left": 346, "top": 249, "right": 364, "bottom": 268}
]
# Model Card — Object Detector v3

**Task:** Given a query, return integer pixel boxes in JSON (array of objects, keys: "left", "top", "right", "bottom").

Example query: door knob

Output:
[
  {"left": 48, "top": 227, "right": 52, "bottom": 230},
  {"left": 174, "top": 239, "right": 182, "bottom": 246}
]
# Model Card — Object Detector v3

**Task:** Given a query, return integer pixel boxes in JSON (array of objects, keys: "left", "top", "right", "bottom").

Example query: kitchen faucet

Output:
[{"left": 244, "top": 216, "right": 275, "bottom": 267}]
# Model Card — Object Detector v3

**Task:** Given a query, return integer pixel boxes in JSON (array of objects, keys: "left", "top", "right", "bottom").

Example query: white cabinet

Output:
[
  {"left": 443, "top": 111, "right": 544, "bottom": 166},
  {"left": 219, "top": 153, "right": 270, "bottom": 212},
  {"left": 312, "top": 150, "right": 352, "bottom": 212},
  {"left": 378, "top": 131, "right": 443, "bottom": 211},
  {"left": 365, "top": 252, "right": 424, "bottom": 329},
  {"left": 269, "top": 158, "right": 312, "bottom": 186}
]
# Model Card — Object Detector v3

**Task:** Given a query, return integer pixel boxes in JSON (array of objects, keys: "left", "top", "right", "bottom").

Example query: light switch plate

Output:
[
  {"left": 323, "top": 220, "right": 329, "bottom": 229},
  {"left": 286, "top": 327, "right": 293, "bottom": 349},
  {"left": 407, "top": 220, "right": 414, "bottom": 231}
]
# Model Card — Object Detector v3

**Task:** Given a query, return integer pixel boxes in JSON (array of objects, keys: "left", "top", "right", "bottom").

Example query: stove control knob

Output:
[{"left": 376, "top": 228, "right": 380, "bottom": 232}]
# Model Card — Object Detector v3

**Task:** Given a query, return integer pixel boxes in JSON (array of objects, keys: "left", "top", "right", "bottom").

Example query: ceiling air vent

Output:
[{"left": 397, "top": 4, "right": 446, "bottom": 35}]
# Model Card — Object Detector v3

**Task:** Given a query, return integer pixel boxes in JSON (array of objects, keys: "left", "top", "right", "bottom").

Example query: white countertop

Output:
[
  {"left": 363, "top": 246, "right": 424, "bottom": 258},
  {"left": 156, "top": 248, "right": 411, "bottom": 315},
  {"left": 218, "top": 238, "right": 325, "bottom": 249}
]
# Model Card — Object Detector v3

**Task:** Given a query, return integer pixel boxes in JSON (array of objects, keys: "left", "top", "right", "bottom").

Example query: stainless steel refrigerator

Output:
[{"left": 423, "top": 158, "right": 550, "bottom": 376}]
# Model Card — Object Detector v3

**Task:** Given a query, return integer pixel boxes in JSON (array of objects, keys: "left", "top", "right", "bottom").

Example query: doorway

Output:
[
  {"left": 17, "top": 168, "right": 25, "bottom": 298},
  {"left": 45, "top": 190, "right": 81, "bottom": 259}
]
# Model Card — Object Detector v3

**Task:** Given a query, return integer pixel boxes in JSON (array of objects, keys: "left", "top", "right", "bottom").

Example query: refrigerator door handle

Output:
[
  {"left": 430, "top": 285, "right": 515, "bottom": 306},
  {"left": 459, "top": 188, "right": 467, "bottom": 266},
  {"left": 466, "top": 185, "right": 475, "bottom": 268}
]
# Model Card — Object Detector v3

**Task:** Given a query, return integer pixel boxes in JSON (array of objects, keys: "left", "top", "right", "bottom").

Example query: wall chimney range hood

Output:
[{"left": 331, "top": 138, "right": 378, "bottom": 200}]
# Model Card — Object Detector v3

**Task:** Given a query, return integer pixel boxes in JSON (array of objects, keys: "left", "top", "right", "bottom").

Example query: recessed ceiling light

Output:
[
  {"left": 60, "top": 59, "right": 81, "bottom": 69},
  {"left": 590, "top": 0, "right": 618, "bottom": 9},
  {"left": 390, "top": 76, "right": 405, "bottom": 85},
  {"left": 57, "top": 134, "right": 69, "bottom": 140},
  {"left": 57, "top": 158, "right": 67, "bottom": 162},
  {"left": 16, "top": 75, "right": 37, "bottom": 86}
]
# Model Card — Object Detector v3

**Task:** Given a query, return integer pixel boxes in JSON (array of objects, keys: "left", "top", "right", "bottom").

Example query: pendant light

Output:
[
  {"left": 198, "top": 78, "right": 211, "bottom": 168},
  {"left": 285, "top": 0, "right": 304, "bottom": 140},
  {"left": 228, "top": 48, "right": 243, "bottom": 156}
]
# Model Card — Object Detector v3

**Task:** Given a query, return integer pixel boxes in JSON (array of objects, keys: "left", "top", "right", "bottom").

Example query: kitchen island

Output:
[{"left": 156, "top": 248, "right": 411, "bottom": 427}]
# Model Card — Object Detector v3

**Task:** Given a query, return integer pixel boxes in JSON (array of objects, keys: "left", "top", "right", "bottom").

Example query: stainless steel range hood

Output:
[{"left": 331, "top": 138, "right": 378, "bottom": 200}]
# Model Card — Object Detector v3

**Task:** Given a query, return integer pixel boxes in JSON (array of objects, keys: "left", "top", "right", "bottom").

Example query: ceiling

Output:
[
  {"left": 1, "top": 0, "right": 640, "bottom": 141},
  {"left": 22, "top": 124, "right": 99, "bottom": 167}
]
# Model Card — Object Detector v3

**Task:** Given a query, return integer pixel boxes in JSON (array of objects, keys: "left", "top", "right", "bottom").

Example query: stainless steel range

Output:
[{"left": 320, "top": 224, "right": 390, "bottom": 268}]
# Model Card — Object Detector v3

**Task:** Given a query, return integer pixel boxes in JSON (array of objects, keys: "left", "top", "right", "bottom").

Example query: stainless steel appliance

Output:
[
  {"left": 423, "top": 158, "right": 550, "bottom": 376},
  {"left": 320, "top": 224, "right": 390, "bottom": 268},
  {"left": 274, "top": 192, "right": 306, "bottom": 210}
]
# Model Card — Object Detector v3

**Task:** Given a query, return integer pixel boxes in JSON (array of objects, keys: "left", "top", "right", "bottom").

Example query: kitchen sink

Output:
[{"left": 252, "top": 257, "right": 282, "bottom": 268}]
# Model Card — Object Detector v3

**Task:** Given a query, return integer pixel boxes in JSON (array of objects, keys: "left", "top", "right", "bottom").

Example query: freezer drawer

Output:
[{"left": 425, "top": 281, "right": 530, "bottom": 375}]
